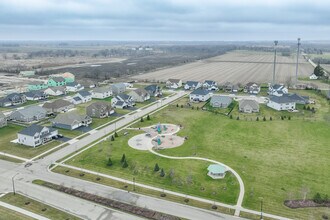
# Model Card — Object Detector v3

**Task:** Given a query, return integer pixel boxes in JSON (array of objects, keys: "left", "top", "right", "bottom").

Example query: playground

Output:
[{"left": 128, "top": 123, "right": 185, "bottom": 150}]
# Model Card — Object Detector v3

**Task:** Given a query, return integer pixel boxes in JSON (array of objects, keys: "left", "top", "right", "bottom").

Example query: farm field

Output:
[
  {"left": 132, "top": 50, "right": 314, "bottom": 84},
  {"left": 62, "top": 90, "right": 330, "bottom": 219}
]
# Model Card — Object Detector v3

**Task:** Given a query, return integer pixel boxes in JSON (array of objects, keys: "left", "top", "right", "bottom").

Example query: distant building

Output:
[
  {"left": 44, "top": 86, "right": 66, "bottom": 96},
  {"left": 91, "top": 87, "right": 112, "bottom": 99},
  {"left": 42, "top": 99, "right": 74, "bottom": 114},
  {"left": 244, "top": 82, "right": 260, "bottom": 94},
  {"left": 18, "top": 124, "right": 58, "bottom": 147},
  {"left": 145, "top": 85, "right": 162, "bottom": 97},
  {"left": 189, "top": 89, "right": 210, "bottom": 102},
  {"left": 27, "top": 81, "right": 48, "bottom": 91},
  {"left": 111, "top": 94, "right": 135, "bottom": 109},
  {"left": 129, "top": 88, "right": 150, "bottom": 102},
  {"left": 52, "top": 111, "right": 92, "bottom": 130},
  {"left": 71, "top": 91, "right": 92, "bottom": 104},
  {"left": 10, "top": 106, "right": 47, "bottom": 122},
  {"left": 210, "top": 95, "right": 232, "bottom": 108},
  {"left": 0, "top": 93, "right": 27, "bottom": 107},
  {"left": 48, "top": 77, "right": 66, "bottom": 87},
  {"left": 24, "top": 90, "right": 48, "bottom": 101},
  {"left": 203, "top": 80, "right": 218, "bottom": 91},
  {"left": 61, "top": 72, "right": 75, "bottom": 83},
  {"left": 223, "top": 82, "right": 239, "bottom": 93},
  {"left": 111, "top": 83, "right": 126, "bottom": 95},
  {"left": 166, "top": 79, "right": 182, "bottom": 89},
  {"left": 184, "top": 81, "right": 202, "bottom": 90},
  {"left": 239, "top": 100, "right": 260, "bottom": 113},
  {"left": 66, "top": 82, "right": 84, "bottom": 92},
  {"left": 267, "top": 94, "right": 296, "bottom": 111},
  {"left": 309, "top": 73, "right": 318, "bottom": 80},
  {"left": 86, "top": 102, "right": 114, "bottom": 118}
]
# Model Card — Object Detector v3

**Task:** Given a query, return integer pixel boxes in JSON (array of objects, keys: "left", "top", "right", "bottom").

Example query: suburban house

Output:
[
  {"left": 0, "top": 93, "right": 27, "bottom": 107},
  {"left": 27, "top": 81, "right": 48, "bottom": 91},
  {"left": 44, "top": 86, "right": 67, "bottom": 96},
  {"left": 17, "top": 124, "right": 58, "bottom": 147},
  {"left": 42, "top": 99, "right": 74, "bottom": 114},
  {"left": 129, "top": 88, "right": 150, "bottom": 102},
  {"left": 0, "top": 112, "right": 7, "bottom": 128},
  {"left": 66, "top": 82, "right": 84, "bottom": 92},
  {"left": 203, "top": 80, "right": 218, "bottom": 91},
  {"left": 239, "top": 100, "right": 260, "bottom": 113},
  {"left": 210, "top": 95, "right": 232, "bottom": 108},
  {"left": 111, "top": 93, "right": 135, "bottom": 109},
  {"left": 244, "top": 82, "right": 261, "bottom": 94},
  {"left": 47, "top": 77, "right": 67, "bottom": 87},
  {"left": 24, "top": 90, "right": 48, "bottom": 101},
  {"left": 166, "top": 79, "right": 182, "bottom": 89},
  {"left": 145, "top": 84, "right": 162, "bottom": 97},
  {"left": 61, "top": 72, "right": 75, "bottom": 83},
  {"left": 10, "top": 106, "right": 47, "bottom": 122},
  {"left": 268, "top": 84, "right": 288, "bottom": 96},
  {"left": 19, "top": 70, "right": 36, "bottom": 77},
  {"left": 286, "top": 93, "right": 309, "bottom": 104},
  {"left": 86, "top": 102, "right": 114, "bottom": 118},
  {"left": 309, "top": 73, "right": 318, "bottom": 80},
  {"left": 91, "top": 87, "right": 112, "bottom": 99},
  {"left": 189, "top": 89, "right": 211, "bottom": 102},
  {"left": 111, "top": 83, "right": 126, "bottom": 95},
  {"left": 207, "top": 164, "right": 227, "bottom": 179},
  {"left": 71, "top": 90, "right": 92, "bottom": 104},
  {"left": 52, "top": 111, "right": 92, "bottom": 130},
  {"left": 184, "top": 81, "right": 202, "bottom": 90},
  {"left": 223, "top": 82, "right": 239, "bottom": 93},
  {"left": 267, "top": 94, "right": 296, "bottom": 111}
]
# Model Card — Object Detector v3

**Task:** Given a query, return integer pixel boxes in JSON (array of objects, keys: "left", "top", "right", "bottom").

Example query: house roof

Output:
[
  {"left": 87, "top": 101, "right": 111, "bottom": 110},
  {"left": 239, "top": 99, "right": 259, "bottom": 109},
  {"left": 268, "top": 94, "right": 296, "bottom": 103},
  {"left": 93, "top": 86, "right": 111, "bottom": 93},
  {"left": 111, "top": 83, "right": 126, "bottom": 89},
  {"left": 43, "top": 99, "right": 72, "bottom": 109},
  {"left": 246, "top": 82, "right": 259, "bottom": 87},
  {"left": 145, "top": 84, "right": 158, "bottom": 92},
  {"left": 66, "top": 82, "right": 79, "bottom": 87},
  {"left": 18, "top": 124, "right": 45, "bottom": 136},
  {"left": 186, "top": 81, "right": 199, "bottom": 87},
  {"left": 50, "top": 77, "right": 65, "bottom": 83},
  {"left": 210, "top": 95, "right": 232, "bottom": 105},
  {"left": 207, "top": 164, "right": 226, "bottom": 174},
  {"left": 47, "top": 86, "right": 66, "bottom": 93},
  {"left": 53, "top": 111, "right": 90, "bottom": 125},
  {"left": 7, "top": 93, "right": 25, "bottom": 100},
  {"left": 73, "top": 97, "right": 82, "bottom": 102},
  {"left": 115, "top": 101, "right": 125, "bottom": 106},
  {"left": 132, "top": 88, "right": 149, "bottom": 97},
  {"left": 28, "top": 81, "right": 45, "bottom": 85},
  {"left": 78, "top": 90, "right": 92, "bottom": 97},
  {"left": 190, "top": 88, "right": 210, "bottom": 96},
  {"left": 12, "top": 106, "right": 46, "bottom": 118},
  {"left": 271, "top": 84, "right": 285, "bottom": 90},
  {"left": 286, "top": 93, "right": 309, "bottom": 103},
  {"left": 167, "top": 79, "right": 181, "bottom": 83},
  {"left": 204, "top": 80, "right": 216, "bottom": 85},
  {"left": 25, "top": 91, "right": 43, "bottom": 98},
  {"left": 117, "top": 93, "right": 130, "bottom": 100}
]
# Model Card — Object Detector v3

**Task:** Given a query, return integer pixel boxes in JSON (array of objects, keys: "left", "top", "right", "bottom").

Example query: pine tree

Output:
[
  {"left": 114, "top": 132, "right": 118, "bottom": 138},
  {"left": 256, "top": 117, "right": 259, "bottom": 121},
  {"left": 270, "top": 116, "right": 273, "bottom": 121},
  {"left": 111, "top": 135, "right": 115, "bottom": 141},
  {"left": 121, "top": 154, "right": 126, "bottom": 163},
  {"left": 147, "top": 115, "right": 150, "bottom": 120},
  {"left": 160, "top": 168, "right": 165, "bottom": 177},
  {"left": 107, "top": 158, "right": 113, "bottom": 166},
  {"left": 122, "top": 159, "right": 128, "bottom": 168},
  {"left": 140, "top": 117, "right": 144, "bottom": 122},
  {"left": 263, "top": 116, "right": 266, "bottom": 121},
  {"left": 154, "top": 163, "right": 160, "bottom": 172}
]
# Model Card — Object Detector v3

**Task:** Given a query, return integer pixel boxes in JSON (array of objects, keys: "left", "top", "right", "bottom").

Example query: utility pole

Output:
[
  {"left": 273, "top": 40, "right": 278, "bottom": 85},
  {"left": 12, "top": 173, "right": 19, "bottom": 195},
  {"left": 295, "top": 38, "right": 301, "bottom": 85}
]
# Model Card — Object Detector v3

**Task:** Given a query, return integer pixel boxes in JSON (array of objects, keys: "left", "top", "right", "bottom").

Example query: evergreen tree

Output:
[
  {"left": 111, "top": 135, "right": 115, "bottom": 141},
  {"left": 160, "top": 168, "right": 165, "bottom": 177},
  {"left": 314, "top": 64, "right": 324, "bottom": 77},
  {"left": 236, "top": 116, "right": 239, "bottom": 120},
  {"left": 256, "top": 117, "right": 259, "bottom": 121},
  {"left": 263, "top": 116, "right": 266, "bottom": 121},
  {"left": 140, "top": 117, "right": 144, "bottom": 122},
  {"left": 229, "top": 115, "right": 233, "bottom": 119},
  {"left": 122, "top": 159, "right": 128, "bottom": 168},
  {"left": 121, "top": 154, "right": 126, "bottom": 163},
  {"left": 114, "top": 132, "right": 118, "bottom": 138},
  {"left": 270, "top": 116, "right": 272, "bottom": 121},
  {"left": 288, "top": 116, "right": 291, "bottom": 120},
  {"left": 147, "top": 115, "right": 151, "bottom": 120},
  {"left": 107, "top": 158, "right": 113, "bottom": 166},
  {"left": 154, "top": 163, "right": 160, "bottom": 172}
]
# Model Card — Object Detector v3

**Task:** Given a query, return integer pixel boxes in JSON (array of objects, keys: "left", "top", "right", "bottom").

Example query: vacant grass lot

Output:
[
  {"left": 0, "top": 193, "right": 80, "bottom": 220},
  {"left": 0, "top": 124, "right": 62, "bottom": 159},
  {"left": 0, "top": 205, "right": 34, "bottom": 220}
]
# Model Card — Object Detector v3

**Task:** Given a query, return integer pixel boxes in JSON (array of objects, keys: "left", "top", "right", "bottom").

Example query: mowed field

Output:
[{"left": 133, "top": 50, "right": 314, "bottom": 84}]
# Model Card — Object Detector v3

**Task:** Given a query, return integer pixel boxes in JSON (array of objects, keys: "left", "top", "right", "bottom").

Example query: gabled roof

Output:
[
  {"left": 117, "top": 93, "right": 130, "bottom": 100},
  {"left": 190, "top": 88, "right": 210, "bottom": 96},
  {"left": 268, "top": 94, "right": 295, "bottom": 103},
  {"left": 50, "top": 77, "right": 65, "bottom": 83},
  {"left": 186, "top": 81, "right": 200, "bottom": 87},
  {"left": 204, "top": 80, "right": 216, "bottom": 85},
  {"left": 47, "top": 86, "right": 66, "bottom": 93},
  {"left": 43, "top": 99, "right": 72, "bottom": 109},
  {"left": 66, "top": 82, "right": 79, "bottom": 87},
  {"left": 211, "top": 95, "right": 232, "bottom": 105},
  {"left": 167, "top": 79, "right": 181, "bottom": 84},
  {"left": 12, "top": 106, "right": 46, "bottom": 118},
  {"left": 92, "top": 86, "right": 111, "bottom": 93},
  {"left": 78, "top": 90, "right": 92, "bottom": 97},
  {"left": 132, "top": 88, "right": 149, "bottom": 97},
  {"left": 53, "top": 111, "right": 90, "bottom": 125},
  {"left": 73, "top": 97, "right": 82, "bottom": 102},
  {"left": 239, "top": 99, "right": 259, "bottom": 109},
  {"left": 145, "top": 84, "right": 158, "bottom": 92},
  {"left": 7, "top": 93, "right": 25, "bottom": 100},
  {"left": 28, "top": 81, "right": 45, "bottom": 85},
  {"left": 246, "top": 82, "right": 259, "bottom": 87},
  {"left": 18, "top": 124, "right": 45, "bottom": 136},
  {"left": 271, "top": 84, "right": 284, "bottom": 90},
  {"left": 87, "top": 101, "right": 111, "bottom": 110}
]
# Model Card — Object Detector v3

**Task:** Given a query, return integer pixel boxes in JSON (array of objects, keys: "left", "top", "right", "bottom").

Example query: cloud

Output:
[{"left": 0, "top": 0, "right": 329, "bottom": 40}]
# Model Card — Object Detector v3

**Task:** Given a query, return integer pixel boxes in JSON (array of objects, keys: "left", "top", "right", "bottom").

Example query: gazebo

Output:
[{"left": 207, "top": 164, "right": 227, "bottom": 179}]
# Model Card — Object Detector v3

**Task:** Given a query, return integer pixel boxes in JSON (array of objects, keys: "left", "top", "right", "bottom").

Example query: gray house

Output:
[
  {"left": 210, "top": 95, "right": 232, "bottom": 108},
  {"left": 0, "top": 93, "right": 27, "bottom": 107},
  {"left": 18, "top": 124, "right": 58, "bottom": 147},
  {"left": 129, "top": 88, "right": 150, "bottom": 103},
  {"left": 0, "top": 112, "right": 7, "bottom": 128},
  {"left": 42, "top": 99, "right": 74, "bottom": 114},
  {"left": 239, "top": 100, "right": 260, "bottom": 113},
  {"left": 145, "top": 85, "right": 162, "bottom": 97},
  {"left": 52, "top": 111, "right": 92, "bottom": 130},
  {"left": 86, "top": 102, "right": 114, "bottom": 118},
  {"left": 10, "top": 106, "right": 47, "bottom": 122},
  {"left": 25, "top": 90, "right": 48, "bottom": 101},
  {"left": 111, "top": 83, "right": 126, "bottom": 95}
]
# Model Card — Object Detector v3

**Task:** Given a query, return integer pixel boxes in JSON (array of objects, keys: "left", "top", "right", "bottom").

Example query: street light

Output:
[{"left": 12, "top": 173, "right": 19, "bottom": 195}]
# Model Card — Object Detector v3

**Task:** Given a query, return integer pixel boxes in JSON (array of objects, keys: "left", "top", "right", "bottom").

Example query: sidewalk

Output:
[{"left": 0, "top": 200, "right": 50, "bottom": 220}]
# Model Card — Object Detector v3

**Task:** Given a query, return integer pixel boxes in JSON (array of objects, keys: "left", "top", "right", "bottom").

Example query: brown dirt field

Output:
[{"left": 132, "top": 50, "right": 314, "bottom": 84}]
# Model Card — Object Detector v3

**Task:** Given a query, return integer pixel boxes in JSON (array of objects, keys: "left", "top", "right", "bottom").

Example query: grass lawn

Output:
[
  {"left": 0, "top": 124, "right": 62, "bottom": 159},
  {"left": 0, "top": 193, "right": 80, "bottom": 220},
  {"left": 0, "top": 205, "right": 34, "bottom": 220},
  {"left": 65, "top": 130, "right": 240, "bottom": 205}
]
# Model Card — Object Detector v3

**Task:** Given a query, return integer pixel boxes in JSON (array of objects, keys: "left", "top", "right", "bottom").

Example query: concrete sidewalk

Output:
[{"left": 0, "top": 200, "right": 50, "bottom": 220}]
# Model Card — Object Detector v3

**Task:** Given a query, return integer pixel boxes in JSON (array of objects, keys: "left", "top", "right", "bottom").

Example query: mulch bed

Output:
[
  {"left": 39, "top": 181, "right": 181, "bottom": 220},
  {"left": 284, "top": 200, "right": 330, "bottom": 209}
]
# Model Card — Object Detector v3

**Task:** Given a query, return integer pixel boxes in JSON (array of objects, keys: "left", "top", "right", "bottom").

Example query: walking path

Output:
[{"left": 0, "top": 200, "right": 50, "bottom": 220}]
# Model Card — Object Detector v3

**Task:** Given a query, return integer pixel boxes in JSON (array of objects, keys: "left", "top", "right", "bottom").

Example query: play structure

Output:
[{"left": 156, "top": 123, "right": 168, "bottom": 134}]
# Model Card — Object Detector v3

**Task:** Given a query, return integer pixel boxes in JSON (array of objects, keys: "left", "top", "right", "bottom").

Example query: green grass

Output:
[
  {"left": 0, "top": 124, "right": 62, "bottom": 159},
  {"left": 0, "top": 205, "right": 34, "bottom": 220},
  {"left": 0, "top": 193, "right": 80, "bottom": 220},
  {"left": 65, "top": 129, "right": 240, "bottom": 205}
]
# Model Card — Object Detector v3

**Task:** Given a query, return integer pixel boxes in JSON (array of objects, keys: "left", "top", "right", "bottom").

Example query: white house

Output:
[
  {"left": 91, "top": 87, "right": 112, "bottom": 99},
  {"left": 166, "top": 79, "right": 182, "bottom": 89},
  {"left": 129, "top": 88, "right": 150, "bottom": 102},
  {"left": 66, "top": 82, "right": 84, "bottom": 92},
  {"left": 309, "top": 74, "right": 318, "bottom": 80},
  {"left": 267, "top": 94, "right": 296, "bottom": 111},
  {"left": 44, "top": 86, "right": 66, "bottom": 96},
  {"left": 244, "top": 82, "right": 261, "bottom": 94},
  {"left": 268, "top": 84, "right": 288, "bottom": 96},
  {"left": 18, "top": 124, "right": 58, "bottom": 147},
  {"left": 72, "top": 91, "right": 92, "bottom": 104},
  {"left": 111, "top": 93, "right": 135, "bottom": 109},
  {"left": 203, "top": 80, "right": 218, "bottom": 91},
  {"left": 189, "top": 89, "right": 211, "bottom": 102},
  {"left": 184, "top": 81, "right": 202, "bottom": 90}
]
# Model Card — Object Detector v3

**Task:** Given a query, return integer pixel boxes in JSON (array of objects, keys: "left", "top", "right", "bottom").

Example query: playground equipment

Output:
[
  {"left": 157, "top": 136, "right": 161, "bottom": 145},
  {"left": 156, "top": 123, "right": 162, "bottom": 134}
]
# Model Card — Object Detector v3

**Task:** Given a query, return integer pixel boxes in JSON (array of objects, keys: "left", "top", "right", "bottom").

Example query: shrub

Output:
[
  {"left": 307, "top": 106, "right": 311, "bottom": 111},
  {"left": 313, "top": 193, "right": 323, "bottom": 204},
  {"left": 270, "top": 116, "right": 272, "bottom": 121},
  {"left": 288, "top": 116, "right": 291, "bottom": 120},
  {"left": 256, "top": 117, "right": 259, "bottom": 121},
  {"left": 281, "top": 116, "right": 284, "bottom": 120},
  {"left": 114, "top": 132, "right": 118, "bottom": 138},
  {"left": 160, "top": 168, "right": 165, "bottom": 177},
  {"left": 147, "top": 115, "right": 150, "bottom": 120},
  {"left": 121, "top": 154, "right": 126, "bottom": 163},
  {"left": 263, "top": 116, "right": 266, "bottom": 121},
  {"left": 197, "top": 106, "right": 199, "bottom": 110},
  {"left": 236, "top": 116, "right": 239, "bottom": 120},
  {"left": 140, "top": 117, "right": 144, "bottom": 122},
  {"left": 229, "top": 115, "right": 233, "bottom": 119},
  {"left": 303, "top": 105, "right": 306, "bottom": 110},
  {"left": 176, "top": 104, "right": 179, "bottom": 107},
  {"left": 154, "top": 163, "right": 160, "bottom": 172},
  {"left": 122, "top": 159, "right": 128, "bottom": 168},
  {"left": 111, "top": 135, "right": 115, "bottom": 141},
  {"left": 107, "top": 158, "right": 113, "bottom": 166},
  {"left": 180, "top": 105, "right": 183, "bottom": 108}
]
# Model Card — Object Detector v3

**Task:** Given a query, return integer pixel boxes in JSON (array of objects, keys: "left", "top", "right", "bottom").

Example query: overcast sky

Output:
[{"left": 0, "top": 0, "right": 329, "bottom": 41}]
